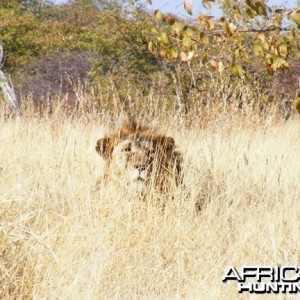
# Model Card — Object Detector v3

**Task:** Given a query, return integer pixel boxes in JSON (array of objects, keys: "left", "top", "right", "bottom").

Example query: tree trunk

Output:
[{"left": 0, "top": 45, "right": 20, "bottom": 115}]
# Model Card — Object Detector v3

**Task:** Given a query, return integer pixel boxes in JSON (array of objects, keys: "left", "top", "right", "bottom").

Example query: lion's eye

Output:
[{"left": 122, "top": 147, "right": 131, "bottom": 152}]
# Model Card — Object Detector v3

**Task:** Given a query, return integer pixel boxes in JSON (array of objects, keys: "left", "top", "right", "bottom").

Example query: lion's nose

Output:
[{"left": 134, "top": 165, "right": 147, "bottom": 172}]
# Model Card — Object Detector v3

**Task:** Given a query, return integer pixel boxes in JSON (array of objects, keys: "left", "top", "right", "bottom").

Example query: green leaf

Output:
[
  {"left": 246, "top": 8, "right": 255, "bottom": 19},
  {"left": 202, "top": 52, "right": 208, "bottom": 64},
  {"left": 255, "top": 2, "right": 267, "bottom": 17},
  {"left": 245, "top": 0, "right": 253, "bottom": 8},
  {"left": 169, "top": 47, "right": 178, "bottom": 59},
  {"left": 231, "top": 63, "right": 243, "bottom": 77}
]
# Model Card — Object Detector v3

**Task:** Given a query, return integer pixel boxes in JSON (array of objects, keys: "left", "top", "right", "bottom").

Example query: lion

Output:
[{"left": 95, "top": 119, "right": 183, "bottom": 194}]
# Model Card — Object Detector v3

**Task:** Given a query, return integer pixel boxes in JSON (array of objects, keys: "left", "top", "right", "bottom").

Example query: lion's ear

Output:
[
  {"left": 96, "top": 137, "right": 111, "bottom": 159},
  {"left": 160, "top": 136, "right": 175, "bottom": 152}
]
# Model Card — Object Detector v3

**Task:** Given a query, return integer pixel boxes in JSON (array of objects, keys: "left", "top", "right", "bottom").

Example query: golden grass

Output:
[{"left": 0, "top": 116, "right": 300, "bottom": 299}]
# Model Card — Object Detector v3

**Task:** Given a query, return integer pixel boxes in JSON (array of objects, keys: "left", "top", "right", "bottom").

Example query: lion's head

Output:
[{"left": 95, "top": 119, "right": 182, "bottom": 193}]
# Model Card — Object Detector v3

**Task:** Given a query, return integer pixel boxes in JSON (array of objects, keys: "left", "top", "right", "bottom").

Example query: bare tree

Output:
[{"left": 0, "top": 45, "right": 20, "bottom": 115}]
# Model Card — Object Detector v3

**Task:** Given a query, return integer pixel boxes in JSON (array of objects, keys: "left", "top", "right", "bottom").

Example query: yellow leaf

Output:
[
  {"left": 266, "top": 23, "right": 275, "bottom": 30},
  {"left": 241, "top": 23, "right": 249, "bottom": 31},
  {"left": 206, "top": 18, "right": 215, "bottom": 30},
  {"left": 202, "top": 0, "right": 212, "bottom": 9},
  {"left": 289, "top": 11, "right": 300, "bottom": 27},
  {"left": 198, "top": 15, "right": 215, "bottom": 30},
  {"left": 151, "top": 27, "right": 158, "bottom": 34},
  {"left": 234, "top": 49, "right": 240, "bottom": 57},
  {"left": 154, "top": 10, "right": 165, "bottom": 22},
  {"left": 293, "top": 97, "right": 300, "bottom": 114},
  {"left": 272, "top": 56, "right": 285, "bottom": 70},
  {"left": 228, "top": 23, "right": 237, "bottom": 33},
  {"left": 253, "top": 43, "right": 265, "bottom": 56},
  {"left": 218, "top": 61, "right": 225, "bottom": 74},
  {"left": 161, "top": 32, "right": 171, "bottom": 45},
  {"left": 199, "top": 32, "right": 209, "bottom": 45},
  {"left": 182, "top": 35, "right": 193, "bottom": 48},
  {"left": 180, "top": 51, "right": 194, "bottom": 61},
  {"left": 184, "top": 0, "right": 193, "bottom": 15},
  {"left": 171, "top": 22, "right": 183, "bottom": 34},
  {"left": 165, "top": 14, "right": 176, "bottom": 25},
  {"left": 183, "top": 26, "right": 194, "bottom": 37},
  {"left": 263, "top": 42, "right": 271, "bottom": 51},
  {"left": 224, "top": 0, "right": 231, "bottom": 8},
  {"left": 159, "top": 48, "right": 167, "bottom": 57},
  {"left": 233, "top": 5, "right": 240, "bottom": 19},
  {"left": 278, "top": 42, "right": 288, "bottom": 58},
  {"left": 210, "top": 60, "right": 218, "bottom": 69},
  {"left": 222, "top": 21, "right": 231, "bottom": 35},
  {"left": 266, "top": 54, "right": 273, "bottom": 64},
  {"left": 242, "top": 51, "right": 250, "bottom": 60},
  {"left": 257, "top": 32, "right": 265, "bottom": 42},
  {"left": 148, "top": 41, "right": 153, "bottom": 52}
]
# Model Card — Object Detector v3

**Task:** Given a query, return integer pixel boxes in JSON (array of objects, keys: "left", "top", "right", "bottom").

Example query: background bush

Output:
[{"left": 0, "top": 0, "right": 299, "bottom": 118}]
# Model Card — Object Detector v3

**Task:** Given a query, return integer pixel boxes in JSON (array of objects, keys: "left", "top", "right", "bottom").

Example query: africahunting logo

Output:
[{"left": 222, "top": 266, "right": 300, "bottom": 294}]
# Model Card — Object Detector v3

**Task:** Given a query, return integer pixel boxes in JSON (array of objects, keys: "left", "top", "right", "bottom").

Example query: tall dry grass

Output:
[{"left": 0, "top": 108, "right": 299, "bottom": 299}]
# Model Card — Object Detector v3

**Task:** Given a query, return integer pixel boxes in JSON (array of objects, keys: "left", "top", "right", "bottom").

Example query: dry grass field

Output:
[{"left": 0, "top": 114, "right": 300, "bottom": 299}]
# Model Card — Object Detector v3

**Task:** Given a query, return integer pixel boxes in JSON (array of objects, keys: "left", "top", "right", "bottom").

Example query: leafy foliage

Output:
[{"left": 146, "top": 0, "right": 300, "bottom": 76}]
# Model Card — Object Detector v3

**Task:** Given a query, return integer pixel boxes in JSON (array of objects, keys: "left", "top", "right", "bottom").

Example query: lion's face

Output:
[
  {"left": 96, "top": 121, "right": 182, "bottom": 194},
  {"left": 110, "top": 136, "right": 157, "bottom": 192}
]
